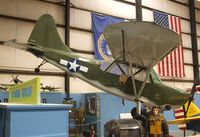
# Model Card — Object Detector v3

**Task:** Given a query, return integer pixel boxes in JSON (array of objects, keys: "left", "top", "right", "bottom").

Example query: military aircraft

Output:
[
  {"left": 0, "top": 75, "right": 22, "bottom": 91},
  {"left": 40, "top": 85, "right": 61, "bottom": 92},
  {"left": 2, "top": 14, "right": 191, "bottom": 109},
  {"left": 10, "top": 75, "right": 23, "bottom": 84},
  {"left": 0, "top": 85, "right": 8, "bottom": 91},
  {"left": 168, "top": 94, "right": 200, "bottom": 133}
]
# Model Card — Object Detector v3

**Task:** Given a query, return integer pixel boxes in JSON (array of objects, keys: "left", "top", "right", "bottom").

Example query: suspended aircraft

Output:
[
  {"left": 10, "top": 75, "right": 23, "bottom": 84},
  {"left": 168, "top": 85, "right": 200, "bottom": 132},
  {"left": 2, "top": 14, "right": 191, "bottom": 109},
  {"left": 41, "top": 85, "right": 61, "bottom": 92},
  {"left": 168, "top": 93, "right": 200, "bottom": 133},
  {"left": 0, "top": 75, "right": 22, "bottom": 91}
]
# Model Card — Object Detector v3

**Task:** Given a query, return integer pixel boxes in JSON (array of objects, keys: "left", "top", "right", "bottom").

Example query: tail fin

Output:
[
  {"left": 184, "top": 101, "right": 200, "bottom": 117},
  {"left": 28, "top": 14, "right": 72, "bottom": 52}
]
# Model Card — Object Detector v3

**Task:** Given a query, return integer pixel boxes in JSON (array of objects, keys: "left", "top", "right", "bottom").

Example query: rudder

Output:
[{"left": 28, "top": 14, "right": 72, "bottom": 52}]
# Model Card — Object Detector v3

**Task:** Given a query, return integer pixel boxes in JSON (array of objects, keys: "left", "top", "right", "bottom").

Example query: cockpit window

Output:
[{"left": 100, "top": 61, "right": 151, "bottom": 83}]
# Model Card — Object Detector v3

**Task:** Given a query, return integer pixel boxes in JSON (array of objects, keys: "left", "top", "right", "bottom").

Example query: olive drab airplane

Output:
[{"left": 2, "top": 14, "right": 191, "bottom": 109}]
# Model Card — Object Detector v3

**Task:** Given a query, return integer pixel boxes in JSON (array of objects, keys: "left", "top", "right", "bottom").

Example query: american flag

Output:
[
  {"left": 174, "top": 107, "right": 187, "bottom": 130},
  {"left": 153, "top": 11, "right": 185, "bottom": 78}
]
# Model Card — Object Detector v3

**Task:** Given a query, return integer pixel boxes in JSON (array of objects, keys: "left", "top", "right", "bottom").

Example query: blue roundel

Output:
[{"left": 66, "top": 59, "right": 81, "bottom": 72}]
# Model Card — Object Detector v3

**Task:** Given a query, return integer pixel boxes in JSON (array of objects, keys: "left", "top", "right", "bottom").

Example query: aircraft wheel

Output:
[{"left": 35, "top": 68, "right": 40, "bottom": 73}]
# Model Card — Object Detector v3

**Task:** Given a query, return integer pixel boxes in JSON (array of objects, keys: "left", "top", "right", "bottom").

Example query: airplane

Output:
[
  {"left": 167, "top": 98, "right": 200, "bottom": 135},
  {"left": 0, "top": 85, "right": 8, "bottom": 91},
  {"left": 40, "top": 85, "right": 61, "bottom": 92},
  {"left": 10, "top": 75, "right": 23, "bottom": 84},
  {"left": 2, "top": 14, "right": 191, "bottom": 109},
  {"left": 0, "top": 75, "right": 22, "bottom": 91}
]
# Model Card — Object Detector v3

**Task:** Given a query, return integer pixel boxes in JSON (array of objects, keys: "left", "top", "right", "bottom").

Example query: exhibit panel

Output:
[{"left": 0, "top": 104, "right": 70, "bottom": 137}]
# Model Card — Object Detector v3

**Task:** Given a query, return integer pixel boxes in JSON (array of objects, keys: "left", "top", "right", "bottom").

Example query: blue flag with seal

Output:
[{"left": 92, "top": 13, "right": 124, "bottom": 60}]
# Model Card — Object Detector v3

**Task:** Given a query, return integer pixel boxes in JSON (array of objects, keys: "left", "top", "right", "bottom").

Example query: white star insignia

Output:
[{"left": 69, "top": 60, "right": 80, "bottom": 72}]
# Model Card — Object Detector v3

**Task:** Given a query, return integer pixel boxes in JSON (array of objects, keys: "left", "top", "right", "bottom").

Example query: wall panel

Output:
[
  {"left": 0, "top": 46, "right": 16, "bottom": 67},
  {"left": 14, "top": 49, "right": 61, "bottom": 71},
  {"left": 182, "top": 34, "right": 191, "bottom": 48},
  {"left": 174, "top": 82, "right": 193, "bottom": 91},
  {"left": 162, "top": 81, "right": 193, "bottom": 91},
  {"left": 0, "top": 0, "right": 17, "bottom": 16},
  {"left": 142, "top": 0, "right": 189, "bottom": 18},
  {"left": 184, "top": 50, "right": 193, "bottom": 64},
  {"left": 198, "top": 53, "right": 200, "bottom": 65},
  {"left": 195, "top": 1, "right": 200, "bottom": 9},
  {"left": 142, "top": 0, "right": 165, "bottom": 11},
  {"left": 17, "top": 0, "right": 64, "bottom": 24},
  {"left": 75, "top": 53, "right": 96, "bottom": 60},
  {"left": 142, "top": 8, "right": 153, "bottom": 21},
  {"left": 197, "top": 23, "right": 200, "bottom": 36},
  {"left": 197, "top": 38, "right": 200, "bottom": 50},
  {"left": 70, "top": 8, "right": 92, "bottom": 30},
  {"left": 70, "top": 77, "right": 101, "bottom": 93},
  {"left": 70, "top": 30, "right": 93, "bottom": 52},
  {"left": 184, "top": 65, "right": 193, "bottom": 79},
  {"left": 196, "top": 9, "right": 200, "bottom": 23},
  {"left": 175, "top": 0, "right": 188, "bottom": 4},
  {"left": 71, "top": 0, "right": 135, "bottom": 19},
  {"left": 164, "top": 0, "right": 189, "bottom": 19},
  {"left": 0, "top": 18, "right": 16, "bottom": 41},
  {"left": 181, "top": 20, "right": 191, "bottom": 33}
]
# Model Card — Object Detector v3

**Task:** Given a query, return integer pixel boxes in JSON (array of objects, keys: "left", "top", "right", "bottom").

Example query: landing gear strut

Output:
[{"left": 35, "top": 60, "right": 47, "bottom": 73}]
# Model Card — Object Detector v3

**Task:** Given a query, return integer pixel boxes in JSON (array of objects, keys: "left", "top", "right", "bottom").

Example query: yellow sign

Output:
[{"left": 8, "top": 77, "right": 41, "bottom": 104}]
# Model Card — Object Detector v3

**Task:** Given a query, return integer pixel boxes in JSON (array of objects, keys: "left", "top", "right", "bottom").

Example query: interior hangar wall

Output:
[
  {"left": 0, "top": 0, "right": 66, "bottom": 91},
  {"left": 0, "top": 0, "right": 196, "bottom": 93}
]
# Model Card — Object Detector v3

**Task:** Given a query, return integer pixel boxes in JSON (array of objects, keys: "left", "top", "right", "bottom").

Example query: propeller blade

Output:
[{"left": 186, "top": 75, "right": 199, "bottom": 114}]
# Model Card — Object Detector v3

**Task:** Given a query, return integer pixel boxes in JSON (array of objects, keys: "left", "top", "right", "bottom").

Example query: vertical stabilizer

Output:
[
  {"left": 184, "top": 101, "right": 200, "bottom": 117},
  {"left": 28, "top": 14, "right": 72, "bottom": 52}
]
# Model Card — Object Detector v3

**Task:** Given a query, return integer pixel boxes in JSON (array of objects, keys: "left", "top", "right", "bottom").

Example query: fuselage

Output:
[{"left": 33, "top": 47, "right": 190, "bottom": 108}]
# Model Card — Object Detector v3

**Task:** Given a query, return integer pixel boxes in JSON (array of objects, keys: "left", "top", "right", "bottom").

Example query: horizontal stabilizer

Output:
[{"left": 168, "top": 116, "right": 200, "bottom": 125}]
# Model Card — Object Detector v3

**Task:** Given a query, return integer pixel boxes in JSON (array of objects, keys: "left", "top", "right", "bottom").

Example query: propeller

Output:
[
  {"left": 10, "top": 75, "right": 22, "bottom": 84},
  {"left": 185, "top": 75, "right": 199, "bottom": 114}
]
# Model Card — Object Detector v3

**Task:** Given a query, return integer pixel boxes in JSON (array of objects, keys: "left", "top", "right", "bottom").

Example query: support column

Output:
[
  {"left": 136, "top": 0, "right": 142, "bottom": 21},
  {"left": 65, "top": 0, "right": 70, "bottom": 99},
  {"left": 189, "top": 0, "right": 199, "bottom": 83},
  {"left": 135, "top": 0, "right": 142, "bottom": 114}
]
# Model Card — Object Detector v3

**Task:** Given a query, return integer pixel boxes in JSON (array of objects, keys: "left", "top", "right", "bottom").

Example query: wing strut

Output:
[
  {"left": 137, "top": 66, "right": 152, "bottom": 98},
  {"left": 128, "top": 53, "right": 137, "bottom": 97}
]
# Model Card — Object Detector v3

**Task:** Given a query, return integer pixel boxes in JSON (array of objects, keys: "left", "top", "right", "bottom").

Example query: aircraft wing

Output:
[
  {"left": 167, "top": 116, "right": 200, "bottom": 125},
  {"left": 103, "top": 21, "right": 182, "bottom": 68}
]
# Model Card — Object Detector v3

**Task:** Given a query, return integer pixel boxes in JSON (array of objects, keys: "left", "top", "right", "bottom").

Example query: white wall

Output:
[{"left": 0, "top": 0, "right": 196, "bottom": 93}]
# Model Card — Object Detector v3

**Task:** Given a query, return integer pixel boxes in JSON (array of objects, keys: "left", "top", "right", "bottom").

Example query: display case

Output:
[{"left": 0, "top": 103, "right": 71, "bottom": 137}]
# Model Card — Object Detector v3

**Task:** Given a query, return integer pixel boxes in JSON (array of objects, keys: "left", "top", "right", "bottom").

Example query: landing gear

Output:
[
  {"left": 35, "top": 60, "right": 47, "bottom": 73},
  {"left": 35, "top": 67, "right": 40, "bottom": 73}
]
